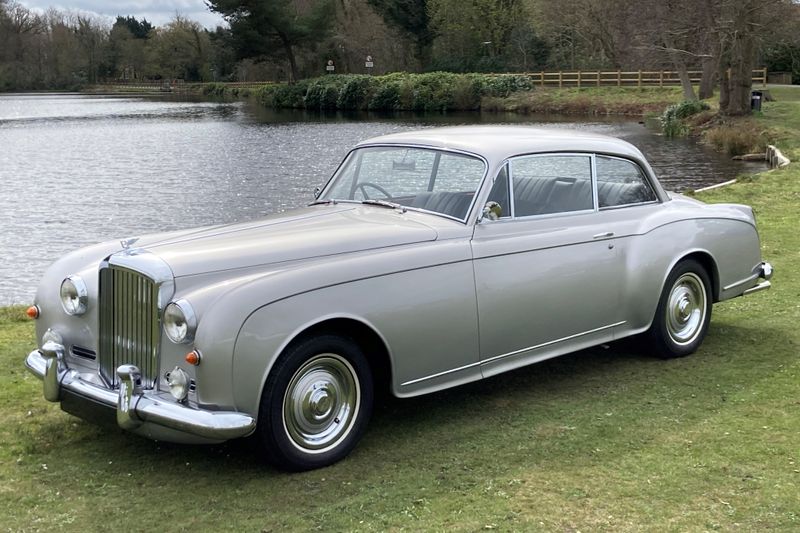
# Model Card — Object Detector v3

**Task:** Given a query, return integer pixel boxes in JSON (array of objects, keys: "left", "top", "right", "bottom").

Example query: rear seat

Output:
[
  {"left": 512, "top": 177, "right": 592, "bottom": 216},
  {"left": 597, "top": 181, "right": 651, "bottom": 207}
]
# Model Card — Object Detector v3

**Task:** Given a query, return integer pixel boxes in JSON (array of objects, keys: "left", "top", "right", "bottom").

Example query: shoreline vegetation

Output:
[
  {"left": 87, "top": 72, "right": 772, "bottom": 156},
  {"left": 108, "top": 73, "right": 686, "bottom": 115},
  {"left": 1, "top": 88, "right": 798, "bottom": 530}
]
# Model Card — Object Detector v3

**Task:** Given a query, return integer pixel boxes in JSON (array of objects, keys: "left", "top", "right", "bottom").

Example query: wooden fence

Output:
[
  {"left": 505, "top": 68, "right": 767, "bottom": 88},
  {"left": 91, "top": 68, "right": 768, "bottom": 92}
]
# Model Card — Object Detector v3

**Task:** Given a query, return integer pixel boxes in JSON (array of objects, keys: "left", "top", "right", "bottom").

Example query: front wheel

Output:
[
  {"left": 647, "top": 259, "right": 712, "bottom": 359},
  {"left": 258, "top": 335, "right": 373, "bottom": 471}
]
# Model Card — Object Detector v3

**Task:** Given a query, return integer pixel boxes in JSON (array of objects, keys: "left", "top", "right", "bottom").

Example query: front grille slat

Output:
[{"left": 99, "top": 266, "right": 159, "bottom": 388}]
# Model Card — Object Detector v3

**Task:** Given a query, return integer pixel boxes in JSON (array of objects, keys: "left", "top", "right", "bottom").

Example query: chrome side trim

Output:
[
  {"left": 480, "top": 321, "right": 626, "bottom": 365},
  {"left": 400, "top": 361, "right": 481, "bottom": 387},
  {"left": 400, "top": 321, "right": 626, "bottom": 387},
  {"left": 25, "top": 350, "right": 255, "bottom": 440},
  {"left": 723, "top": 273, "right": 759, "bottom": 292}
]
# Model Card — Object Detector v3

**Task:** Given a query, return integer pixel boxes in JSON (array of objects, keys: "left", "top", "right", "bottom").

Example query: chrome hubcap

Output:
[
  {"left": 283, "top": 354, "right": 360, "bottom": 453},
  {"left": 666, "top": 272, "right": 707, "bottom": 345}
]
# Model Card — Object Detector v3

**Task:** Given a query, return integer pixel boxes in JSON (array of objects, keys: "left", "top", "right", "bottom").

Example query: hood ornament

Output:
[{"left": 120, "top": 237, "right": 139, "bottom": 250}]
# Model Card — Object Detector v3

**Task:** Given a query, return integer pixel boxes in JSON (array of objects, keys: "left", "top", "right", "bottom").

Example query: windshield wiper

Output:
[
  {"left": 309, "top": 199, "right": 337, "bottom": 206},
  {"left": 361, "top": 199, "right": 407, "bottom": 212}
]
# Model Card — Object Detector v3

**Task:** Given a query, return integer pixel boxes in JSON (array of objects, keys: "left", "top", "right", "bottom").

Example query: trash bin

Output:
[{"left": 751, "top": 90, "right": 763, "bottom": 111}]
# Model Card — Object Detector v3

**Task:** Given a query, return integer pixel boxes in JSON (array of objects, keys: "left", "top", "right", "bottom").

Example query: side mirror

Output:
[
  {"left": 313, "top": 186, "right": 322, "bottom": 199},
  {"left": 480, "top": 201, "right": 503, "bottom": 222}
]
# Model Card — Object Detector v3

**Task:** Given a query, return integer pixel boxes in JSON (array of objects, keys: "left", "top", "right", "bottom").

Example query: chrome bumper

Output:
[
  {"left": 25, "top": 342, "right": 256, "bottom": 441},
  {"left": 743, "top": 261, "right": 773, "bottom": 296}
]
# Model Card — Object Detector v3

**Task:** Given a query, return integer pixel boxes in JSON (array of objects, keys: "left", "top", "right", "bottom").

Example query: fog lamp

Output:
[
  {"left": 42, "top": 328, "right": 63, "bottom": 347},
  {"left": 59, "top": 275, "right": 88, "bottom": 315},
  {"left": 166, "top": 367, "right": 190, "bottom": 402}
]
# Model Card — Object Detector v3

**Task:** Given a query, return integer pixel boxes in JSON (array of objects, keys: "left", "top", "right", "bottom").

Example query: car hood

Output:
[{"left": 129, "top": 204, "right": 439, "bottom": 277}]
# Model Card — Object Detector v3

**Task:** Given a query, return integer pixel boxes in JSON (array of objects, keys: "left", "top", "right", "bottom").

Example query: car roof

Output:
[{"left": 357, "top": 126, "right": 646, "bottom": 163}]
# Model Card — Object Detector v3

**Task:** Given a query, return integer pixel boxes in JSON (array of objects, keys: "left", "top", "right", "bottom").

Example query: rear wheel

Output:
[
  {"left": 647, "top": 259, "right": 712, "bottom": 359},
  {"left": 258, "top": 335, "right": 373, "bottom": 471}
]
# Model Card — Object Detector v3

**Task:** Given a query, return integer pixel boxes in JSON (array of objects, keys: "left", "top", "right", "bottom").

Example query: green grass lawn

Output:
[
  {"left": 2, "top": 90, "right": 799, "bottom": 531},
  {"left": 482, "top": 86, "right": 684, "bottom": 115}
]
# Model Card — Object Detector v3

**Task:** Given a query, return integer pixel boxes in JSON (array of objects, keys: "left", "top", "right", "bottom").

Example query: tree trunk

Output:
[
  {"left": 726, "top": 34, "right": 755, "bottom": 115},
  {"left": 664, "top": 32, "right": 697, "bottom": 101},
  {"left": 720, "top": 10, "right": 755, "bottom": 116},
  {"left": 698, "top": 55, "right": 716, "bottom": 99},
  {"left": 277, "top": 31, "right": 298, "bottom": 83}
]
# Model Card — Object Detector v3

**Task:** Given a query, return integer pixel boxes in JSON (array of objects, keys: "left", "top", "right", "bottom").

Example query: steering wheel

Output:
[{"left": 356, "top": 182, "right": 392, "bottom": 200}]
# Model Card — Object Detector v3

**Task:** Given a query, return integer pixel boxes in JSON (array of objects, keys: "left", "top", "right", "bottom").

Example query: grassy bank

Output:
[
  {"left": 2, "top": 93, "right": 799, "bottom": 530},
  {"left": 205, "top": 73, "right": 682, "bottom": 115},
  {"left": 482, "top": 86, "right": 684, "bottom": 115}
]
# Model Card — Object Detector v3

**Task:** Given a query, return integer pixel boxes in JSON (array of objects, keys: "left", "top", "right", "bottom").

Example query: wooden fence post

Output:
[
  {"left": 638, "top": 70, "right": 642, "bottom": 88},
  {"left": 577, "top": 70, "right": 581, "bottom": 88},
  {"left": 596, "top": 70, "right": 600, "bottom": 87},
  {"left": 617, "top": 70, "right": 621, "bottom": 87},
  {"left": 559, "top": 71, "right": 563, "bottom": 88},
  {"left": 659, "top": 70, "right": 664, "bottom": 87},
  {"left": 540, "top": 71, "right": 544, "bottom": 87}
]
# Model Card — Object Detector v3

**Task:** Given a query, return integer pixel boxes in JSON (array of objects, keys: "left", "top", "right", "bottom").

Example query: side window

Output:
[
  {"left": 596, "top": 156, "right": 657, "bottom": 208},
  {"left": 511, "top": 155, "right": 593, "bottom": 217},
  {"left": 485, "top": 165, "right": 511, "bottom": 218}
]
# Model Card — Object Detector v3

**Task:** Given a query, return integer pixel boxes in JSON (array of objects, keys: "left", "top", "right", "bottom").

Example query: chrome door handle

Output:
[{"left": 593, "top": 231, "right": 614, "bottom": 239}]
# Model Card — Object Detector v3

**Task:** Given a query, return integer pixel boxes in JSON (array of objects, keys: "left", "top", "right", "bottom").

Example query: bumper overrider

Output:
[
  {"left": 743, "top": 261, "right": 773, "bottom": 296},
  {"left": 25, "top": 341, "right": 255, "bottom": 441}
]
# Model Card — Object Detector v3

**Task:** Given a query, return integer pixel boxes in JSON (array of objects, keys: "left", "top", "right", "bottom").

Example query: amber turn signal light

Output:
[
  {"left": 185, "top": 350, "right": 201, "bottom": 366},
  {"left": 26, "top": 306, "right": 40, "bottom": 319}
]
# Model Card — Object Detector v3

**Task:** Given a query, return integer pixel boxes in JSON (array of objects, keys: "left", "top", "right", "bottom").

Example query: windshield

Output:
[{"left": 320, "top": 146, "right": 487, "bottom": 221}]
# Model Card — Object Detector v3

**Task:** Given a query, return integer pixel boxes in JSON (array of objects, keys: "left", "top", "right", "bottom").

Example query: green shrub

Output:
[
  {"left": 482, "top": 75, "right": 535, "bottom": 97},
  {"left": 409, "top": 72, "right": 460, "bottom": 111},
  {"left": 272, "top": 81, "right": 310, "bottom": 108},
  {"left": 252, "top": 72, "right": 541, "bottom": 112},
  {"left": 337, "top": 75, "right": 373, "bottom": 110},
  {"left": 304, "top": 80, "right": 340, "bottom": 110},
  {"left": 368, "top": 82, "right": 401, "bottom": 110},
  {"left": 254, "top": 84, "right": 278, "bottom": 107},
  {"left": 661, "top": 100, "right": 711, "bottom": 138},
  {"left": 201, "top": 82, "right": 227, "bottom": 97},
  {"left": 453, "top": 74, "right": 484, "bottom": 110}
]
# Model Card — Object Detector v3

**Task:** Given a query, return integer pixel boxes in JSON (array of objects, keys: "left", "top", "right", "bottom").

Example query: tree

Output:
[
  {"left": 149, "top": 15, "right": 211, "bottom": 81},
  {"left": 113, "top": 15, "right": 153, "bottom": 39},
  {"left": 428, "top": 0, "right": 547, "bottom": 72},
  {"left": 368, "top": 0, "right": 432, "bottom": 65},
  {"left": 109, "top": 16, "right": 152, "bottom": 79},
  {"left": 714, "top": 0, "right": 790, "bottom": 115},
  {"left": 207, "top": 0, "right": 335, "bottom": 82}
]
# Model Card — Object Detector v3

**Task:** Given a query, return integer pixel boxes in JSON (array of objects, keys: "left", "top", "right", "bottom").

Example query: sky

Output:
[{"left": 17, "top": 0, "right": 227, "bottom": 28}]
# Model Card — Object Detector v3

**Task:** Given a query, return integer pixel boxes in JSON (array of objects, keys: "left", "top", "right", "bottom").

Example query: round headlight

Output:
[
  {"left": 163, "top": 299, "right": 196, "bottom": 344},
  {"left": 166, "top": 366, "right": 190, "bottom": 401},
  {"left": 60, "top": 275, "right": 88, "bottom": 315}
]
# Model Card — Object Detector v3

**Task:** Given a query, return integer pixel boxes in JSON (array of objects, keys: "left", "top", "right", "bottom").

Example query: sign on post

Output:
[
  {"left": 326, "top": 59, "right": 335, "bottom": 73},
  {"left": 365, "top": 55, "right": 374, "bottom": 69}
]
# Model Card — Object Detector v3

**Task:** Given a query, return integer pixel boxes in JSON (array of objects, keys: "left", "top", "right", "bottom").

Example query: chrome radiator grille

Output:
[{"left": 98, "top": 266, "right": 160, "bottom": 388}]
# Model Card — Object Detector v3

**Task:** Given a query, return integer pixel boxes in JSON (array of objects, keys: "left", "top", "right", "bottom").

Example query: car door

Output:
[{"left": 471, "top": 153, "right": 623, "bottom": 378}]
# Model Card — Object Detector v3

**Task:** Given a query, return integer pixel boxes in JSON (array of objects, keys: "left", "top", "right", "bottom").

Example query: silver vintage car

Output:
[{"left": 25, "top": 126, "right": 772, "bottom": 470}]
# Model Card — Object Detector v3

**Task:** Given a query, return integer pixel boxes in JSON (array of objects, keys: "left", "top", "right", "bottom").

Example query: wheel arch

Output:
[
  {"left": 281, "top": 317, "right": 394, "bottom": 399},
  {"left": 673, "top": 250, "right": 720, "bottom": 302},
  {"left": 243, "top": 314, "right": 394, "bottom": 419}
]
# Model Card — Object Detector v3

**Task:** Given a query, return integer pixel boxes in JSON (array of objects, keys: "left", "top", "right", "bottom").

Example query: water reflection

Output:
[{"left": 0, "top": 93, "right": 765, "bottom": 305}]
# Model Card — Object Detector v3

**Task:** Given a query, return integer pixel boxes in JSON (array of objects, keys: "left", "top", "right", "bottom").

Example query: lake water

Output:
[{"left": 0, "top": 93, "right": 765, "bottom": 305}]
